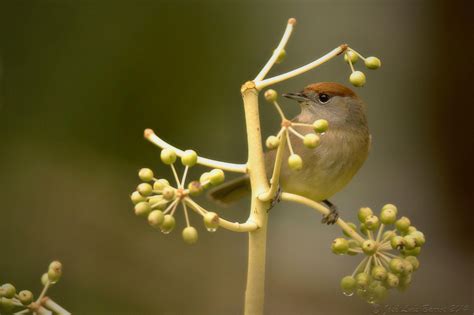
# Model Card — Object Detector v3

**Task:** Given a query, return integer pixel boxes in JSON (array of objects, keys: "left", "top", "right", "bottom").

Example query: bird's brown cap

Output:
[{"left": 304, "top": 82, "right": 357, "bottom": 98}]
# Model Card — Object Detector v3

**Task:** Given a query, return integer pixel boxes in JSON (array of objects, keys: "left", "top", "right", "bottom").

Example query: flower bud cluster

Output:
[
  {"left": 332, "top": 204, "right": 425, "bottom": 304},
  {"left": 344, "top": 48, "right": 381, "bottom": 87}
]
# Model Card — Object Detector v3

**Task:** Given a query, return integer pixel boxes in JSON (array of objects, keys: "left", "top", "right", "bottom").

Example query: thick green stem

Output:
[{"left": 241, "top": 81, "right": 270, "bottom": 315}]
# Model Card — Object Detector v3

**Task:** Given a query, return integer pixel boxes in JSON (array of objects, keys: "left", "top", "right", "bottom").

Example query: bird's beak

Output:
[{"left": 283, "top": 92, "right": 310, "bottom": 102}]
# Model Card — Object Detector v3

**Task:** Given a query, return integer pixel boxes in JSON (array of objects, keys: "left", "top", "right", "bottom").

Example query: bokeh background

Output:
[{"left": 0, "top": 0, "right": 472, "bottom": 314}]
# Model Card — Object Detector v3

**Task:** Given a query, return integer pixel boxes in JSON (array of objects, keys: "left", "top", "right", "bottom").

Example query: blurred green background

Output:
[{"left": 0, "top": 0, "right": 471, "bottom": 314}]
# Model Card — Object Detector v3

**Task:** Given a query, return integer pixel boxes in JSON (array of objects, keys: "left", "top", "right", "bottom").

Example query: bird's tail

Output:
[{"left": 207, "top": 175, "right": 251, "bottom": 206}]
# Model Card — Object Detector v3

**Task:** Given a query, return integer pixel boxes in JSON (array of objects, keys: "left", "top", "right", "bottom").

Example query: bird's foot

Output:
[
  {"left": 267, "top": 186, "right": 282, "bottom": 213},
  {"left": 321, "top": 200, "right": 339, "bottom": 225}
]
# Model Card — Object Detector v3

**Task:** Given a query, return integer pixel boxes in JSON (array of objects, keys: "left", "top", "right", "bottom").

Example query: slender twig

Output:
[
  {"left": 144, "top": 129, "right": 247, "bottom": 173},
  {"left": 43, "top": 298, "right": 71, "bottom": 315},
  {"left": 351, "top": 256, "right": 369, "bottom": 277},
  {"left": 375, "top": 224, "right": 385, "bottom": 243}
]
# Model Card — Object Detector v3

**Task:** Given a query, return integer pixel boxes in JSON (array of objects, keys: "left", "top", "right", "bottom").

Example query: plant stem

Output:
[{"left": 241, "top": 81, "right": 270, "bottom": 315}]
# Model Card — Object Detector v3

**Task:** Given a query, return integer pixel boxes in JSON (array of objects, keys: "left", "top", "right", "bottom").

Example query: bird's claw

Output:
[{"left": 267, "top": 186, "right": 282, "bottom": 213}]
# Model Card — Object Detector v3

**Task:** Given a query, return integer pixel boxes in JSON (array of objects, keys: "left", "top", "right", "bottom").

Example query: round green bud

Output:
[
  {"left": 148, "top": 195, "right": 168, "bottom": 210},
  {"left": 138, "top": 168, "right": 154, "bottom": 182},
  {"left": 362, "top": 239, "right": 377, "bottom": 255},
  {"left": 358, "top": 207, "right": 373, "bottom": 223},
  {"left": 18, "top": 290, "right": 33, "bottom": 305},
  {"left": 48, "top": 268, "right": 61, "bottom": 283},
  {"left": 402, "top": 247, "right": 421, "bottom": 257},
  {"left": 288, "top": 154, "right": 303, "bottom": 171},
  {"left": 41, "top": 273, "right": 49, "bottom": 286},
  {"left": 371, "top": 265, "right": 387, "bottom": 281},
  {"left": 204, "top": 212, "right": 219, "bottom": 232},
  {"left": 275, "top": 49, "right": 286, "bottom": 64},
  {"left": 403, "top": 235, "right": 417, "bottom": 250},
  {"left": 340, "top": 276, "right": 357, "bottom": 294},
  {"left": 134, "top": 201, "right": 152, "bottom": 216},
  {"left": 331, "top": 238, "right": 349, "bottom": 255},
  {"left": 162, "top": 187, "right": 176, "bottom": 201},
  {"left": 209, "top": 169, "right": 225, "bottom": 185},
  {"left": 161, "top": 215, "right": 176, "bottom": 234},
  {"left": 410, "top": 231, "right": 425, "bottom": 246},
  {"left": 385, "top": 272, "right": 399, "bottom": 288},
  {"left": 370, "top": 283, "right": 388, "bottom": 302},
  {"left": 303, "top": 133, "right": 320, "bottom": 149},
  {"left": 160, "top": 148, "right": 177, "bottom": 165},
  {"left": 0, "top": 284, "right": 15, "bottom": 299},
  {"left": 182, "top": 226, "right": 198, "bottom": 244},
  {"left": 265, "top": 135, "right": 280, "bottom": 150},
  {"left": 181, "top": 150, "right": 198, "bottom": 167},
  {"left": 389, "top": 258, "right": 405, "bottom": 274},
  {"left": 395, "top": 216, "right": 411, "bottom": 232},
  {"left": 342, "top": 222, "right": 357, "bottom": 238},
  {"left": 137, "top": 183, "right": 153, "bottom": 196},
  {"left": 0, "top": 297, "right": 14, "bottom": 312},
  {"left": 382, "top": 203, "right": 398, "bottom": 215},
  {"left": 402, "top": 259, "right": 413, "bottom": 275},
  {"left": 405, "top": 256, "right": 420, "bottom": 271},
  {"left": 188, "top": 181, "right": 203, "bottom": 196},
  {"left": 364, "top": 215, "right": 380, "bottom": 231},
  {"left": 398, "top": 274, "right": 411, "bottom": 291},
  {"left": 365, "top": 56, "right": 381, "bottom": 69},
  {"left": 313, "top": 119, "right": 329, "bottom": 133},
  {"left": 355, "top": 272, "right": 371, "bottom": 289},
  {"left": 49, "top": 261, "right": 62, "bottom": 273},
  {"left": 344, "top": 50, "right": 358, "bottom": 64},
  {"left": 380, "top": 208, "right": 397, "bottom": 225},
  {"left": 349, "top": 71, "right": 366, "bottom": 87},
  {"left": 407, "top": 226, "right": 417, "bottom": 234},
  {"left": 200, "top": 172, "right": 211, "bottom": 185},
  {"left": 148, "top": 210, "right": 164, "bottom": 228},
  {"left": 347, "top": 240, "right": 360, "bottom": 256},
  {"left": 131, "top": 191, "right": 147, "bottom": 204},
  {"left": 264, "top": 89, "right": 278, "bottom": 102},
  {"left": 153, "top": 179, "right": 170, "bottom": 191},
  {"left": 359, "top": 223, "right": 368, "bottom": 236},
  {"left": 390, "top": 235, "right": 405, "bottom": 250}
]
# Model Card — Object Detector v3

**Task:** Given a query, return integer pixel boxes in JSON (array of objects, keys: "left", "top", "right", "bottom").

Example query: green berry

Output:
[
  {"left": 209, "top": 169, "right": 225, "bottom": 185},
  {"left": 403, "top": 235, "right": 417, "bottom": 250},
  {"left": 402, "top": 247, "right": 421, "bottom": 257},
  {"left": 364, "top": 215, "right": 380, "bottom": 231},
  {"left": 153, "top": 179, "right": 170, "bottom": 191},
  {"left": 362, "top": 240, "right": 377, "bottom": 255},
  {"left": 148, "top": 210, "right": 164, "bottom": 228},
  {"left": 390, "top": 235, "right": 405, "bottom": 249},
  {"left": 137, "top": 183, "right": 153, "bottom": 196},
  {"left": 355, "top": 272, "right": 371, "bottom": 289},
  {"left": 350, "top": 71, "right": 366, "bottom": 87},
  {"left": 0, "top": 284, "right": 15, "bottom": 299},
  {"left": 331, "top": 238, "right": 349, "bottom": 254},
  {"left": 134, "top": 201, "right": 152, "bottom": 216},
  {"left": 48, "top": 268, "right": 61, "bottom": 283},
  {"left": 41, "top": 273, "right": 49, "bottom": 286},
  {"left": 405, "top": 256, "right": 420, "bottom": 271},
  {"left": 380, "top": 208, "right": 397, "bottom": 225},
  {"left": 389, "top": 258, "right": 405, "bottom": 274},
  {"left": 148, "top": 195, "right": 168, "bottom": 210},
  {"left": 131, "top": 191, "right": 146, "bottom": 204},
  {"left": 264, "top": 89, "right": 278, "bottom": 102},
  {"left": 204, "top": 212, "right": 219, "bottom": 232},
  {"left": 342, "top": 222, "right": 357, "bottom": 238},
  {"left": 288, "top": 154, "right": 303, "bottom": 170},
  {"left": 370, "top": 283, "right": 387, "bottom": 302},
  {"left": 371, "top": 265, "right": 387, "bottom": 281},
  {"left": 181, "top": 150, "right": 198, "bottom": 167},
  {"left": 382, "top": 203, "right": 398, "bottom": 215},
  {"left": 313, "top": 119, "right": 329, "bottom": 133},
  {"left": 365, "top": 56, "right": 381, "bottom": 69},
  {"left": 18, "top": 290, "right": 33, "bottom": 305},
  {"left": 303, "top": 133, "right": 320, "bottom": 149},
  {"left": 48, "top": 261, "right": 62, "bottom": 283},
  {"left": 275, "top": 49, "right": 286, "bottom": 64},
  {"left": 200, "top": 172, "right": 211, "bottom": 185},
  {"left": 340, "top": 276, "right": 356, "bottom": 294},
  {"left": 407, "top": 226, "right": 417, "bottom": 234},
  {"left": 182, "top": 227, "right": 198, "bottom": 244},
  {"left": 188, "top": 181, "right": 203, "bottom": 196},
  {"left": 410, "top": 231, "right": 425, "bottom": 246},
  {"left": 398, "top": 274, "right": 411, "bottom": 291},
  {"left": 160, "top": 148, "right": 177, "bottom": 165},
  {"left": 395, "top": 216, "right": 411, "bottom": 232},
  {"left": 265, "top": 135, "right": 280, "bottom": 150},
  {"left": 161, "top": 215, "right": 176, "bottom": 233},
  {"left": 385, "top": 272, "right": 399, "bottom": 288},
  {"left": 358, "top": 207, "right": 373, "bottom": 223},
  {"left": 359, "top": 223, "right": 368, "bottom": 236},
  {"left": 344, "top": 50, "right": 358, "bottom": 64},
  {"left": 402, "top": 259, "right": 414, "bottom": 275},
  {"left": 162, "top": 187, "right": 176, "bottom": 201},
  {"left": 138, "top": 168, "right": 154, "bottom": 181},
  {"left": 0, "top": 297, "right": 14, "bottom": 312}
]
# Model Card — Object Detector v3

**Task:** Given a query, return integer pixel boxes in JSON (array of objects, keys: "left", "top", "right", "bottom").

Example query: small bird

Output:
[{"left": 209, "top": 82, "right": 371, "bottom": 224}]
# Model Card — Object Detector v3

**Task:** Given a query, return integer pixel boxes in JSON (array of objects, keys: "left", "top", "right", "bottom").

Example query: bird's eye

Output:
[{"left": 318, "top": 93, "right": 331, "bottom": 104}]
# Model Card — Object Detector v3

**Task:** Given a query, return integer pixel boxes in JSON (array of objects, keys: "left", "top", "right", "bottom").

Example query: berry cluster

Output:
[
  {"left": 263, "top": 90, "right": 329, "bottom": 171},
  {"left": 0, "top": 261, "right": 65, "bottom": 314},
  {"left": 344, "top": 49, "right": 381, "bottom": 87},
  {"left": 331, "top": 204, "right": 425, "bottom": 303},
  {"left": 131, "top": 148, "right": 225, "bottom": 244}
]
